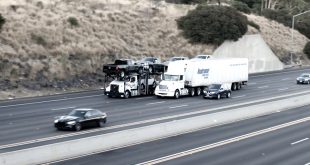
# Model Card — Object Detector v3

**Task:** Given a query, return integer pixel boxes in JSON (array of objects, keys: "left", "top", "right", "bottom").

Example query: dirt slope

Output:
[{"left": 0, "top": 0, "right": 309, "bottom": 99}]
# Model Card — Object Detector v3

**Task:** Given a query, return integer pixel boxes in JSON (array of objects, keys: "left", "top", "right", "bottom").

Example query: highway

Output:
[
  {"left": 0, "top": 67, "right": 310, "bottom": 154},
  {"left": 54, "top": 105, "right": 310, "bottom": 165}
]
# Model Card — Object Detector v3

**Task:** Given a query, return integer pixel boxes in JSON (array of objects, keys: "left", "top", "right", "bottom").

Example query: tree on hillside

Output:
[
  {"left": 177, "top": 5, "right": 248, "bottom": 45},
  {"left": 0, "top": 14, "right": 5, "bottom": 32},
  {"left": 304, "top": 42, "right": 310, "bottom": 58}
]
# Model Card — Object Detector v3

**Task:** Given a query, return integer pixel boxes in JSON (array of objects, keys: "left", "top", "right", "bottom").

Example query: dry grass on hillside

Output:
[
  {"left": 0, "top": 0, "right": 309, "bottom": 99},
  {"left": 0, "top": 0, "right": 213, "bottom": 83}
]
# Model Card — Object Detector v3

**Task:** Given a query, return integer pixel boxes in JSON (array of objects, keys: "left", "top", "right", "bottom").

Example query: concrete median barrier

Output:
[{"left": 1, "top": 94, "right": 310, "bottom": 165}]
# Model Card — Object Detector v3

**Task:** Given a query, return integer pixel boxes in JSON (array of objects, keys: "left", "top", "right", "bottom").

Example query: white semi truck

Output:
[{"left": 155, "top": 58, "right": 248, "bottom": 99}]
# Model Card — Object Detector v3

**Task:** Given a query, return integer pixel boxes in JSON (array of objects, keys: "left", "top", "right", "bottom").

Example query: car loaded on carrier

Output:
[{"left": 103, "top": 58, "right": 165, "bottom": 98}]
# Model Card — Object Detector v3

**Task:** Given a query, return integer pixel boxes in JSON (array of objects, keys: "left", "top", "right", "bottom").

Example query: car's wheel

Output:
[
  {"left": 138, "top": 67, "right": 143, "bottom": 74},
  {"left": 308, "top": 81, "right": 310, "bottom": 84},
  {"left": 226, "top": 92, "right": 231, "bottom": 98},
  {"left": 124, "top": 90, "right": 130, "bottom": 99},
  {"left": 74, "top": 123, "right": 82, "bottom": 131},
  {"left": 174, "top": 90, "right": 180, "bottom": 99},
  {"left": 120, "top": 70, "right": 125, "bottom": 78},
  {"left": 103, "top": 118, "right": 107, "bottom": 123},
  {"left": 196, "top": 88, "right": 201, "bottom": 96},
  {"left": 149, "top": 66, "right": 153, "bottom": 73},
  {"left": 98, "top": 119, "right": 105, "bottom": 127},
  {"left": 217, "top": 94, "right": 221, "bottom": 100}
]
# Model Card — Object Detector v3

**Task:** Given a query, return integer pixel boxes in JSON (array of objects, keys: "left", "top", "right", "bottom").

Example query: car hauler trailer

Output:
[
  {"left": 155, "top": 58, "right": 248, "bottom": 99},
  {"left": 103, "top": 63, "right": 164, "bottom": 98}
]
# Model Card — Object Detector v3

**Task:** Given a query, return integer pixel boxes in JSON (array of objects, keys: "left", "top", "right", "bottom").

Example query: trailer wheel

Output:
[
  {"left": 231, "top": 83, "right": 237, "bottom": 91},
  {"left": 226, "top": 92, "right": 231, "bottom": 98},
  {"left": 174, "top": 90, "right": 180, "bottom": 99},
  {"left": 196, "top": 88, "right": 201, "bottom": 96},
  {"left": 124, "top": 90, "right": 130, "bottom": 99},
  {"left": 190, "top": 88, "right": 195, "bottom": 97}
]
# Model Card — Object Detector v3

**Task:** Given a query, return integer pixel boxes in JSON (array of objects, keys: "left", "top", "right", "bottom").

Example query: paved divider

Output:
[{"left": 1, "top": 94, "right": 310, "bottom": 165}]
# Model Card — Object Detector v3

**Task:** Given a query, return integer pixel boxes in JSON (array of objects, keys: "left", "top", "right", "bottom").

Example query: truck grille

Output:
[
  {"left": 159, "top": 85, "right": 168, "bottom": 89},
  {"left": 110, "top": 84, "right": 119, "bottom": 92}
]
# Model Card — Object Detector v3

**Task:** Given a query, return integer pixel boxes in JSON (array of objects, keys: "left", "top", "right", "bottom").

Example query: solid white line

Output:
[
  {"left": 291, "top": 138, "right": 309, "bottom": 145},
  {"left": 233, "top": 95, "right": 246, "bottom": 99},
  {"left": 0, "top": 94, "right": 105, "bottom": 108},
  {"left": 1, "top": 90, "right": 310, "bottom": 150},
  {"left": 51, "top": 107, "right": 76, "bottom": 111},
  {"left": 251, "top": 69, "right": 310, "bottom": 78},
  {"left": 305, "top": 162, "right": 310, "bottom": 165},
  {"left": 147, "top": 101, "right": 165, "bottom": 105},
  {"left": 278, "top": 88, "right": 289, "bottom": 91},
  {"left": 281, "top": 78, "right": 290, "bottom": 81},
  {"left": 258, "top": 86, "right": 269, "bottom": 89},
  {"left": 169, "top": 105, "right": 188, "bottom": 109},
  {"left": 137, "top": 117, "right": 310, "bottom": 165}
]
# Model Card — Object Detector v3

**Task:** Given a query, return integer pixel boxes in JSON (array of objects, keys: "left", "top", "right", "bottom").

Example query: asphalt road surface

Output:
[
  {"left": 55, "top": 105, "right": 310, "bottom": 165},
  {"left": 0, "top": 67, "right": 310, "bottom": 154}
]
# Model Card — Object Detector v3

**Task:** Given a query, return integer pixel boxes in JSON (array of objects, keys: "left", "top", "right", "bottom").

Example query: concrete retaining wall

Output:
[
  {"left": 1, "top": 94, "right": 310, "bottom": 165},
  {"left": 213, "top": 34, "right": 284, "bottom": 73}
]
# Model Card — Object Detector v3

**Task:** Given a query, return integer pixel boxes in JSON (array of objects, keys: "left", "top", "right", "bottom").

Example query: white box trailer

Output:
[{"left": 155, "top": 58, "right": 248, "bottom": 98}]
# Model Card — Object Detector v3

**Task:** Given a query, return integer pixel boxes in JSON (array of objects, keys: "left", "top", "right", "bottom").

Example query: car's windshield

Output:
[
  {"left": 301, "top": 74, "right": 309, "bottom": 77},
  {"left": 209, "top": 84, "right": 221, "bottom": 90},
  {"left": 164, "top": 74, "right": 180, "bottom": 81},
  {"left": 68, "top": 110, "right": 87, "bottom": 117}
]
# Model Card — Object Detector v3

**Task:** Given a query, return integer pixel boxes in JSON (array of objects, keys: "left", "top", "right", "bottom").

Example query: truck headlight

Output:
[{"left": 67, "top": 121, "right": 76, "bottom": 125}]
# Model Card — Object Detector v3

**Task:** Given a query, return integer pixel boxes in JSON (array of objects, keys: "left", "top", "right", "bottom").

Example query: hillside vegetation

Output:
[{"left": 0, "top": 0, "right": 309, "bottom": 99}]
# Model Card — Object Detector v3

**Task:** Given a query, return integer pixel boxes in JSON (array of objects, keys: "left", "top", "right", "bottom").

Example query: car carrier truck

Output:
[
  {"left": 155, "top": 58, "right": 248, "bottom": 99},
  {"left": 103, "top": 63, "right": 163, "bottom": 98}
]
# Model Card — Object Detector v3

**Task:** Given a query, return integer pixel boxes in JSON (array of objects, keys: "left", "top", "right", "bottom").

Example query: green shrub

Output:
[
  {"left": 304, "top": 42, "right": 310, "bottom": 58},
  {"left": 232, "top": 1, "right": 251, "bottom": 14},
  {"left": 295, "top": 15, "right": 310, "bottom": 39},
  {"left": 165, "top": 0, "right": 207, "bottom": 4},
  {"left": 261, "top": 9, "right": 291, "bottom": 27},
  {"left": 67, "top": 17, "right": 79, "bottom": 27},
  {"left": 247, "top": 20, "right": 260, "bottom": 30},
  {"left": 177, "top": 5, "right": 248, "bottom": 45},
  {"left": 0, "top": 14, "right": 5, "bottom": 32},
  {"left": 234, "top": 0, "right": 261, "bottom": 8}
]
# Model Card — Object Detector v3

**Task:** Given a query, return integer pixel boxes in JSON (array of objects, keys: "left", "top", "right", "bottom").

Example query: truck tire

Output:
[
  {"left": 124, "top": 90, "right": 130, "bottom": 99},
  {"left": 152, "top": 82, "right": 157, "bottom": 88},
  {"left": 226, "top": 92, "right": 231, "bottom": 98},
  {"left": 231, "top": 83, "right": 237, "bottom": 91},
  {"left": 174, "top": 90, "right": 180, "bottom": 99},
  {"left": 138, "top": 67, "right": 143, "bottom": 74},
  {"left": 190, "top": 88, "right": 195, "bottom": 97},
  {"left": 196, "top": 88, "right": 201, "bottom": 96},
  {"left": 120, "top": 70, "right": 125, "bottom": 78}
]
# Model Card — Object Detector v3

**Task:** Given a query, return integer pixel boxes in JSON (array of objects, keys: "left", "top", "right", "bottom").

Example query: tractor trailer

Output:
[{"left": 155, "top": 58, "right": 248, "bottom": 99}]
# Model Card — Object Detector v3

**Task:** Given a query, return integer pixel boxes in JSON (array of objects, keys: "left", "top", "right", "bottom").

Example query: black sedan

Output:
[
  {"left": 203, "top": 84, "right": 231, "bottom": 99},
  {"left": 296, "top": 73, "right": 310, "bottom": 84},
  {"left": 54, "top": 108, "right": 107, "bottom": 131}
]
